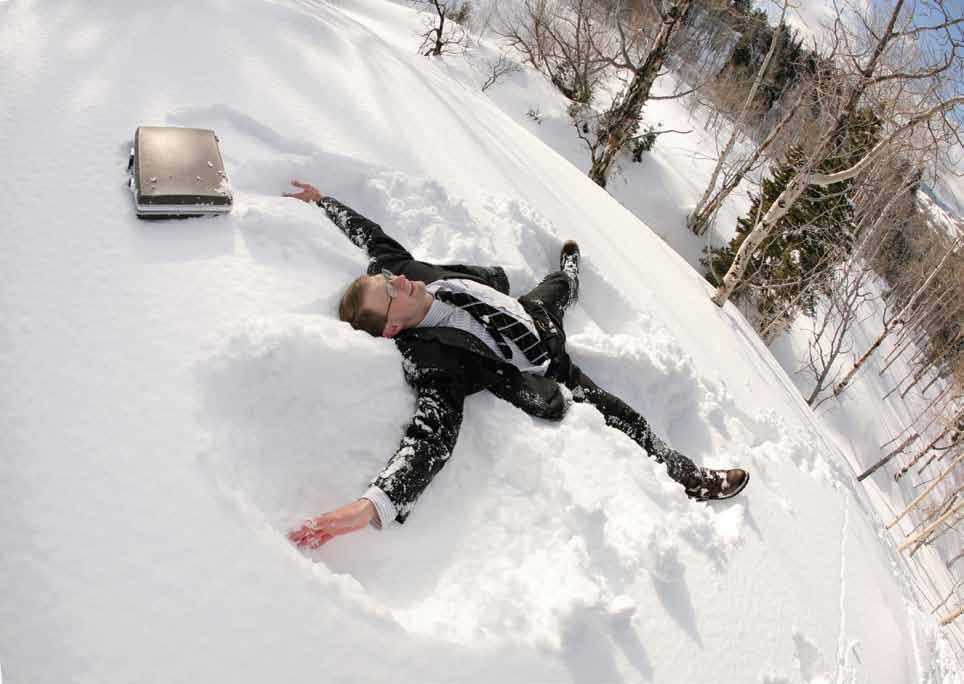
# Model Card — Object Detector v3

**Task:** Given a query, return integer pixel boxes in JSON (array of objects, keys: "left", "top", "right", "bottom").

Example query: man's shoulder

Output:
[
  {"left": 394, "top": 327, "right": 506, "bottom": 387},
  {"left": 395, "top": 327, "right": 494, "bottom": 361}
]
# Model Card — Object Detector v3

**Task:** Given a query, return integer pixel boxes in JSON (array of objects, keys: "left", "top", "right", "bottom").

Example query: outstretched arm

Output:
[
  {"left": 368, "top": 379, "right": 465, "bottom": 524},
  {"left": 283, "top": 179, "right": 414, "bottom": 271},
  {"left": 287, "top": 366, "right": 466, "bottom": 548}
]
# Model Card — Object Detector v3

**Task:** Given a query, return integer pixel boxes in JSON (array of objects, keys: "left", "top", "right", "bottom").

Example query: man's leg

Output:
[
  {"left": 560, "top": 362, "right": 703, "bottom": 489},
  {"left": 528, "top": 242, "right": 748, "bottom": 500},
  {"left": 519, "top": 244, "right": 700, "bottom": 488},
  {"left": 518, "top": 240, "right": 580, "bottom": 332}
]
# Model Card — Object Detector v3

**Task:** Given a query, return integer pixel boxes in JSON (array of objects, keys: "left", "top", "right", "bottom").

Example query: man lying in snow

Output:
[{"left": 283, "top": 180, "right": 749, "bottom": 548}]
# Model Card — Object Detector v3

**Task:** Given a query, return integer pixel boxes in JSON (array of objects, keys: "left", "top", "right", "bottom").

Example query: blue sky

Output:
[{"left": 760, "top": 0, "right": 963, "bottom": 49}]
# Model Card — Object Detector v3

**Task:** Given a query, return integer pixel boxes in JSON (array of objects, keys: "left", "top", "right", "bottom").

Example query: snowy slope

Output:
[{"left": 0, "top": 0, "right": 958, "bottom": 682}]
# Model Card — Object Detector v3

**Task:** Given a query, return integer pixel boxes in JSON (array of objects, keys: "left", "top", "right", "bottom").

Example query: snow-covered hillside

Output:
[{"left": 1, "top": 0, "right": 959, "bottom": 682}]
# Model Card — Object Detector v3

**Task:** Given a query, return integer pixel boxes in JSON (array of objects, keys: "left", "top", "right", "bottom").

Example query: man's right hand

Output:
[
  {"left": 283, "top": 179, "right": 324, "bottom": 204},
  {"left": 287, "top": 499, "right": 377, "bottom": 549}
]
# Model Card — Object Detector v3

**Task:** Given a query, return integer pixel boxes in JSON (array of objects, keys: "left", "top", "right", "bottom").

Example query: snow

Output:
[
  {"left": 1, "top": 0, "right": 960, "bottom": 682},
  {"left": 919, "top": 191, "right": 964, "bottom": 242}
]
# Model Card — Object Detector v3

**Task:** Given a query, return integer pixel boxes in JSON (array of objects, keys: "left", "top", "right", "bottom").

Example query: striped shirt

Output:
[{"left": 417, "top": 279, "right": 550, "bottom": 375}]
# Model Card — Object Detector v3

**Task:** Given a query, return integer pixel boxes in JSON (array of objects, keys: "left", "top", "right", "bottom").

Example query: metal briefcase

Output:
[{"left": 128, "top": 126, "right": 233, "bottom": 219}]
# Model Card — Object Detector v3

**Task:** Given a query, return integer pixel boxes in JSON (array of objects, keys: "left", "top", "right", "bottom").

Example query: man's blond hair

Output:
[{"left": 339, "top": 275, "right": 387, "bottom": 337}]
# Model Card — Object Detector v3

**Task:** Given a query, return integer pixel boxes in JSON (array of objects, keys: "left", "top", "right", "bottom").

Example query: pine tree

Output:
[
  {"left": 702, "top": 109, "right": 882, "bottom": 333},
  {"left": 716, "top": 10, "right": 808, "bottom": 116}
]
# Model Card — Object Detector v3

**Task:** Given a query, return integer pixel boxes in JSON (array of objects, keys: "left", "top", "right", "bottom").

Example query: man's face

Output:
[{"left": 361, "top": 272, "right": 427, "bottom": 337}]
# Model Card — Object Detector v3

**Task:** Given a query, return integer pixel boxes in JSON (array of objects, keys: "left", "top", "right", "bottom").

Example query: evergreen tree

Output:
[
  {"left": 758, "top": 23, "right": 803, "bottom": 110},
  {"left": 724, "top": 9, "right": 770, "bottom": 73},
  {"left": 702, "top": 109, "right": 882, "bottom": 333},
  {"left": 717, "top": 10, "right": 810, "bottom": 117}
]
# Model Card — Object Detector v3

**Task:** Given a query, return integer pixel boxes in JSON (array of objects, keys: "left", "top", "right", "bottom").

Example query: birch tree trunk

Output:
[
  {"left": 940, "top": 606, "right": 964, "bottom": 626},
  {"left": 686, "top": 0, "right": 788, "bottom": 234},
  {"left": 878, "top": 287, "right": 955, "bottom": 375},
  {"left": 688, "top": 91, "right": 804, "bottom": 235},
  {"left": 886, "top": 452, "right": 964, "bottom": 528},
  {"left": 857, "top": 432, "right": 919, "bottom": 481},
  {"left": 901, "top": 335, "right": 960, "bottom": 399},
  {"left": 831, "top": 326, "right": 892, "bottom": 395},
  {"left": 918, "top": 441, "right": 962, "bottom": 477},
  {"left": 897, "top": 501, "right": 964, "bottom": 552},
  {"left": 894, "top": 420, "right": 960, "bottom": 480},
  {"left": 587, "top": 0, "right": 692, "bottom": 188},
  {"left": 710, "top": 173, "right": 813, "bottom": 306}
]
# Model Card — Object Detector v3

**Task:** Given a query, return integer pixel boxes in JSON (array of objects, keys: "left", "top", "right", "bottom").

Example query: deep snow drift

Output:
[{"left": 1, "top": 0, "right": 959, "bottom": 682}]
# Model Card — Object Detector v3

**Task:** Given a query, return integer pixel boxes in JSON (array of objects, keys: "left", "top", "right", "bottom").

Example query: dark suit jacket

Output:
[{"left": 319, "top": 197, "right": 568, "bottom": 523}]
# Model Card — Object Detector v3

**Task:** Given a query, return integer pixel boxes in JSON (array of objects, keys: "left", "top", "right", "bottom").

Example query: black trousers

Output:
[{"left": 519, "top": 271, "right": 701, "bottom": 489}]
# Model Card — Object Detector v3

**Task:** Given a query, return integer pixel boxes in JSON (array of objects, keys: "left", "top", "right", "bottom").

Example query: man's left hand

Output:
[
  {"left": 287, "top": 499, "right": 376, "bottom": 549},
  {"left": 283, "top": 179, "right": 324, "bottom": 204}
]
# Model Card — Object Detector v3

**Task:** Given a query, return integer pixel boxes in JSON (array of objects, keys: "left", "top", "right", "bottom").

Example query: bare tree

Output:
[
  {"left": 710, "top": 0, "right": 964, "bottom": 308},
  {"left": 794, "top": 170, "right": 917, "bottom": 405},
  {"left": 878, "top": 285, "right": 956, "bottom": 376},
  {"left": 907, "top": 384, "right": 960, "bottom": 437},
  {"left": 857, "top": 432, "right": 920, "bottom": 481},
  {"left": 940, "top": 605, "right": 964, "bottom": 626},
  {"left": 793, "top": 263, "right": 864, "bottom": 398},
  {"left": 833, "top": 231, "right": 963, "bottom": 396},
  {"left": 888, "top": 451, "right": 964, "bottom": 526},
  {"left": 898, "top": 499, "right": 964, "bottom": 553},
  {"left": 495, "top": 0, "right": 613, "bottom": 103},
  {"left": 687, "top": 0, "right": 790, "bottom": 235},
  {"left": 585, "top": 0, "right": 694, "bottom": 187},
  {"left": 479, "top": 51, "right": 522, "bottom": 91},
  {"left": 498, "top": 0, "right": 732, "bottom": 186},
  {"left": 670, "top": 0, "right": 744, "bottom": 87},
  {"left": 712, "top": 97, "right": 963, "bottom": 307},
  {"left": 415, "top": 0, "right": 470, "bottom": 57},
  {"left": 896, "top": 330, "right": 962, "bottom": 399},
  {"left": 932, "top": 577, "right": 964, "bottom": 618},
  {"left": 917, "top": 437, "right": 963, "bottom": 477},
  {"left": 688, "top": 83, "right": 806, "bottom": 236},
  {"left": 895, "top": 410, "right": 964, "bottom": 479}
]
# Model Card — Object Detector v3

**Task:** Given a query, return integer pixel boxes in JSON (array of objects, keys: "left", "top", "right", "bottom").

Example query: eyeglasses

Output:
[
  {"left": 381, "top": 269, "right": 398, "bottom": 320},
  {"left": 380, "top": 269, "right": 399, "bottom": 299}
]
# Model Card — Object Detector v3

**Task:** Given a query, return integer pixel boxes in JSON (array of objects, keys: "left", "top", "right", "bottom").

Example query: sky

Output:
[{"left": 760, "top": 0, "right": 964, "bottom": 55}]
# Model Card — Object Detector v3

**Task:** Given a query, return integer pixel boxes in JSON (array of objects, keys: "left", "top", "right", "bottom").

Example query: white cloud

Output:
[{"left": 758, "top": 0, "right": 877, "bottom": 50}]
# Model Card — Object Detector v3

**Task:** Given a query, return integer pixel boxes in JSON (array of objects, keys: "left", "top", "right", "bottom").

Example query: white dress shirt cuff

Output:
[{"left": 362, "top": 486, "right": 397, "bottom": 530}]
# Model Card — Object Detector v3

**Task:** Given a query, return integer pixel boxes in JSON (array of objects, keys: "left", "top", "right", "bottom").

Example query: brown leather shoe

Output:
[
  {"left": 560, "top": 240, "right": 580, "bottom": 275},
  {"left": 685, "top": 468, "right": 749, "bottom": 501}
]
